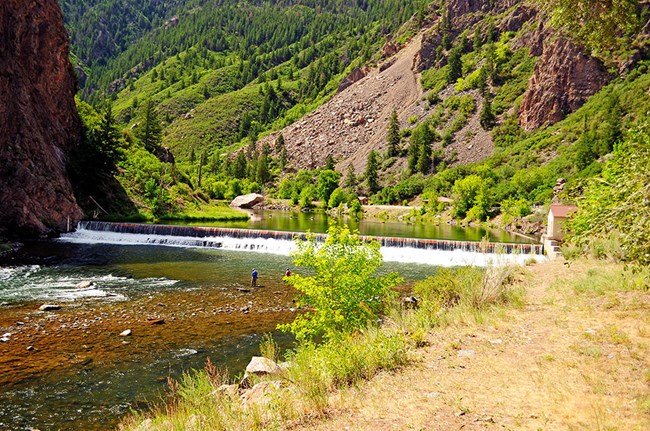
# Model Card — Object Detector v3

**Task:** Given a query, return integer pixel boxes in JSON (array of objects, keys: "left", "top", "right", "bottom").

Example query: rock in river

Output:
[{"left": 39, "top": 304, "right": 62, "bottom": 311}]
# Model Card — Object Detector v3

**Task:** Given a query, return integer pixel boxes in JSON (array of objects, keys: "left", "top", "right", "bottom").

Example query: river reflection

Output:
[{"left": 165, "top": 209, "right": 536, "bottom": 243}]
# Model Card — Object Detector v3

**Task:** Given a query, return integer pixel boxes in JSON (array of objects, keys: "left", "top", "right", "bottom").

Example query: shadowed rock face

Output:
[
  {"left": 0, "top": 0, "right": 82, "bottom": 238},
  {"left": 519, "top": 37, "right": 612, "bottom": 131}
]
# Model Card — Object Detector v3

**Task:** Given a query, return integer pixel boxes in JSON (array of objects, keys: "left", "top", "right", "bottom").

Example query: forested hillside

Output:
[{"left": 63, "top": 0, "right": 650, "bottom": 252}]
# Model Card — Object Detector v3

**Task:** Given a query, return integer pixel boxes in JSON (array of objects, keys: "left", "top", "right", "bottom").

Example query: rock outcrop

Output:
[
  {"left": 230, "top": 194, "right": 264, "bottom": 208},
  {"left": 519, "top": 37, "right": 612, "bottom": 131},
  {"left": 259, "top": 33, "right": 426, "bottom": 174},
  {"left": 0, "top": 0, "right": 83, "bottom": 238}
]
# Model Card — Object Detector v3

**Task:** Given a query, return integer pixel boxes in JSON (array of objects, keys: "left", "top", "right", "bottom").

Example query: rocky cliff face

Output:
[
  {"left": 519, "top": 36, "right": 612, "bottom": 131},
  {"left": 0, "top": 0, "right": 83, "bottom": 238}
]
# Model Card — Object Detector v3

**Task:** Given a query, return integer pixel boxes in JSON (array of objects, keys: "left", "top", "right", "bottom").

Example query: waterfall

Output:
[{"left": 59, "top": 221, "right": 546, "bottom": 267}]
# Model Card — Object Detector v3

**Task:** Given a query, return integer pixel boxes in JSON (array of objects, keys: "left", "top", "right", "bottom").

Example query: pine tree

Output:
[
  {"left": 365, "top": 150, "right": 379, "bottom": 193},
  {"left": 345, "top": 164, "right": 357, "bottom": 190},
  {"left": 276, "top": 133, "right": 288, "bottom": 170},
  {"left": 479, "top": 97, "right": 496, "bottom": 130},
  {"left": 232, "top": 151, "right": 248, "bottom": 179},
  {"left": 447, "top": 48, "right": 462, "bottom": 84},
  {"left": 386, "top": 110, "right": 400, "bottom": 157},
  {"left": 136, "top": 99, "right": 162, "bottom": 153},
  {"left": 96, "top": 104, "right": 122, "bottom": 171},
  {"left": 473, "top": 28, "right": 483, "bottom": 52},
  {"left": 325, "top": 154, "right": 336, "bottom": 171},
  {"left": 257, "top": 143, "right": 271, "bottom": 184}
]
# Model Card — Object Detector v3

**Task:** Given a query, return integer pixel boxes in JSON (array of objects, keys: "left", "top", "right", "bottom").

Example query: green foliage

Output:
[
  {"left": 386, "top": 110, "right": 401, "bottom": 157},
  {"left": 447, "top": 48, "right": 463, "bottom": 85},
  {"left": 317, "top": 169, "right": 341, "bottom": 203},
  {"left": 279, "top": 225, "right": 401, "bottom": 342},
  {"left": 344, "top": 164, "right": 357, "bottom": 190},
  {"left": 349, "top": 197, "right": 363, "bottom": 217},
  {"left": 74, "top": 98, "right": 124, "bottom": 174},
  {"left": 479, "top": 97, "right": 496, "bottom": 130},
  {"left": 324, "top": 154, "right": 336, "bottom": 171},
  {"left": 414, "top": 265, "right": 523, "bottom": 316},
  {"left": 135, "top": 99, "right": 162, "bottom": 152},
  {"left": 541, "top": 0, "right": 644, "bottom": 64},
  {"left": 567, "top": 120, "right": 650, "bottom": 266},
  {"left": 451, "top": 174, "right": 492, "bottom": 220},
  {"left": 365, "top": 150, "right": 380, "bottom": 193},
  {"left": 408, "top": 122, "right": 434, "bottom": 174},
  {"left": 500, "top": 197, "right": 532, "bottom": 218},
  {"left": 299, "top": 184, "right": 316, "bottom": 208},
  {"left": 327, "top": 188, "right": 348, "bottom": 209},
  {"left": 372, "top": 174, "right": 426, "bottom": 205}
]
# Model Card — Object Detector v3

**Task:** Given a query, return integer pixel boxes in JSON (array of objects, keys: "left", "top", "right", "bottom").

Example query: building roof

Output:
[{"left": 549, "top": 204, "right": 578, "bottom": 218}]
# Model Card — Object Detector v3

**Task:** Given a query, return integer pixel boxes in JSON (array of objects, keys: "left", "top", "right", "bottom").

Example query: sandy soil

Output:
[{"left": 295, "top": 260, "right": 650, "bottom": 430}]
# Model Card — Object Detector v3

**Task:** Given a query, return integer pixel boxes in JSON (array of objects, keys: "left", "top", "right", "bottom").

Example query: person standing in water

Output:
[{"left": 251, "top": 268, "right": 258, "bottom": 287}]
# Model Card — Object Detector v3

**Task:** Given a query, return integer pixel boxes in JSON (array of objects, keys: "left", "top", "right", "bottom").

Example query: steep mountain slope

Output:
[
  {"left": 259, "top": 32, "right": 427, "bottom": 173},
  {"left": 0, "top": 0, "right": 82, "bottom": 238},
  {"left": 62, "top": 0, "right": 649, "bottom": 221}
]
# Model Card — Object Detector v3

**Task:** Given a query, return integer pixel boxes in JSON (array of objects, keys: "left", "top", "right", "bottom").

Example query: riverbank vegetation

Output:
[
  {"left": 67, "top": 0, "right": 650, "bottom": 237},
  {"left": 119, "top": 226, "right": 526, "bottom": 430}
]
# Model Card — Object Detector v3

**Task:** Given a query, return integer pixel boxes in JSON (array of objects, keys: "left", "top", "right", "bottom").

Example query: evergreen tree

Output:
[
  {"left": 325, "top": 153, "right": 336, "bottom": 171},
  {"left": 407, "top": 133, "right": 419, "bottom": 174},
  {"left": 386, "top": 109, "right": 400, "bottom": 157},
  {"left": 257, "top": 143, "right": 271, "bottom": 184},
  {"left": 447, "top": 48, "right": 462, "bottom": 84},
  {"left": 345, "top": 164, "right": 357, "bottom": 190},
  {"left": 136, "top": 99, "right": 162, "bottom": 153},
  {"left": 96, "top": 104, "right": 122, "bottom": 171},
  {"left": 599, "top": 93, "right": 623, "bottom": 155},
  {"left": 479, "top": 97, "right": 496, "bottom": 130},
  {"left": 197, "top": 150, "right": 206, "bottom": 188},
  {"left": 575, "top": 130, "right": 597, "bottom": 170},
  {"left": 365, "top": 150, "right": 379, "bottom": 193},
  {"left": 275, "top": 133, "right": 288, "bottom": 170},
  {"left": 232, "top": 151, "right": 248, "bottom": 179},
  {"left": 473, "top": 28, "right": 483, "bottom": 51},
  {"left": 411, "top": 123, "right": 433, "bottom": 174}
]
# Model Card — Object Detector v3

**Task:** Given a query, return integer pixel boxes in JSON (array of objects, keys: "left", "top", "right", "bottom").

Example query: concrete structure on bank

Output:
[{"left": 542, "top": 204, "right": 578, "bottom": 258}]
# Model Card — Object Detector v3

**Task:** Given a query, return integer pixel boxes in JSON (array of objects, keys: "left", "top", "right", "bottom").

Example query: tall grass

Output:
[{"left": 120, "top": 263, "right": 523, "bottom": 431}]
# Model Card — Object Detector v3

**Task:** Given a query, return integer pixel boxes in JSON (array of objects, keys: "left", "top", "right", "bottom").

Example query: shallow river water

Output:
[{"left": 0, "top": 211, "right": 540, "bottom": 430}]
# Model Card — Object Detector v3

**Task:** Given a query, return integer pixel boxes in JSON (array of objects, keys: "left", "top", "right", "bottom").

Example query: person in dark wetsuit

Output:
[
  {"left": 285, "top": 268, "right": 291, "bottom": 277},
  {"left": 251, "top": 268, "right": 258, "bottom": 287}
]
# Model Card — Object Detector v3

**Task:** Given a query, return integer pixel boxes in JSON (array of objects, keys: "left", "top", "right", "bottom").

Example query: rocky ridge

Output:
[
  {"left": 260, "top": 0, "right": 617, "bottom": 175},
  {"left": 519, "top": 35, "right": 613, "bottom": 131},
  {"left": 259, "top": 32, "right": 427, "bottom": 174},
  {"left": 0, "top": 0, "right": 82, "bottom": 238}
]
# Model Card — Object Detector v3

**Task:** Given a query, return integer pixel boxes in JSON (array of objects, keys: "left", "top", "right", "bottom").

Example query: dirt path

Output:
[{"left": 296, "top": 260, "right": 650, "bottom": 430}]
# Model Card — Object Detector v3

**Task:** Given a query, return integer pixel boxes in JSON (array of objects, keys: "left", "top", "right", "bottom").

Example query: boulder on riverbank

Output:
[
  {"left": 240, "top": 356, "right": 282, "bottom": 388},
  {"left": 38, "top": 304, "right": 61, "bottom": 311},
  {"left": 230, "top": 194, "right": 264, "bottom": 208}
]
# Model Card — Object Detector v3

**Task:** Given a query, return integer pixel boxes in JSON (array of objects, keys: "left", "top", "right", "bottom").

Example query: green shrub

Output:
[
  {"left": 327, "top": 187, "right": 347, "bottom": 208},
  {"left": 451, "top": 174, "right": 492, "bottom": 220},
  {"left": 567, "top": 120, "right": 650, "bottom": 266},
  {"left": 279, "top": 225, "right": 401, "bottom": 342}
]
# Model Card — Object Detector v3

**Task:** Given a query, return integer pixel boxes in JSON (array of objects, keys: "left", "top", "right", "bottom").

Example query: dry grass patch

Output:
[{"left": 293, "top": 260, "right": 650, "bottom": 431}]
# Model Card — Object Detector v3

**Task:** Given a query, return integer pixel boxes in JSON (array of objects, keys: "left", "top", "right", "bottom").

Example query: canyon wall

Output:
[{"left": 0, "top": 0, "right": 83, "bottom": 238}]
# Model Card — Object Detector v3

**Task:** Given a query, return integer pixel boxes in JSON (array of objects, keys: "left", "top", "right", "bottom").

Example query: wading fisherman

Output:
[{"left": 251, "top": 268, "right": 258, "bottom": 287}]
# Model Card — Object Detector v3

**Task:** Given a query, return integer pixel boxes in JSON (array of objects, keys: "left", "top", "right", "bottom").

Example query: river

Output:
[{"left": 0, "top": 210, "right": 540, "bottom": 430}]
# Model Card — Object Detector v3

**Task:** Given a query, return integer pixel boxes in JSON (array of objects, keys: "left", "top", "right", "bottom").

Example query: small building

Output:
[
  {"left": 547, "top": 204, "right": 578, "bottom": 240},
  {"left": 543, "top": 204, "right": 578, "bottom": 259},
  {"left": 358, "top": 196, "right": 369, "bottom": 205}
]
